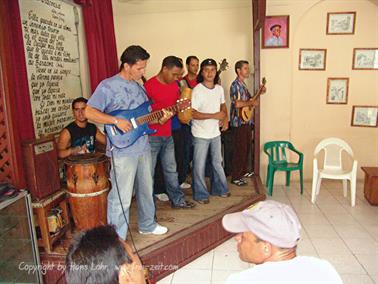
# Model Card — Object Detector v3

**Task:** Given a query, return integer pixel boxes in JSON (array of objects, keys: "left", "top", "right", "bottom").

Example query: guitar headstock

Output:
[
  {"left": 177, "top": 98, "right": 191, "bottom": 111},
  {"left": 218, "top": 58, "right": 229, "bottom": 73},
  {"left": 262, "top": 77, "right": 267, "bottom": 85}
]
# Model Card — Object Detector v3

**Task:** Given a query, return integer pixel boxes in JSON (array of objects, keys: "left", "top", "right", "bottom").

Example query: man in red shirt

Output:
[
  {"left": 144, "top": 56, "right": 195, "bottom": 209},
  {"left": 181, "top": 56, "right": 199, "bottom": 89}
]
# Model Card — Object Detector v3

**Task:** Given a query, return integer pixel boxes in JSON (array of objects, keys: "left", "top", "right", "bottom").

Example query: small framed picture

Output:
[
  {"left": 327, "top": 12, "right": 356, "bottom": 35},
  {"left": 262, "top": 15, "right": 289, "bottom": 49},
  {"left": 351, "top": 106, "right": 378, "bottom": 127},
  {"left": 352, "top": 48, "right": 378, "bottom": 70},
  {"left": 299, "top": 49, "right": 327, "bottom": 70},
  {"left": 327, "top": 78, "right": 349, "bottom": 104}
]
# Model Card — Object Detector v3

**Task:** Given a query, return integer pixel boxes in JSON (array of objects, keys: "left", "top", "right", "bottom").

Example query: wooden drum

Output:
[{"left": 65, "top": 153, "right": 109, "bottom": 231}]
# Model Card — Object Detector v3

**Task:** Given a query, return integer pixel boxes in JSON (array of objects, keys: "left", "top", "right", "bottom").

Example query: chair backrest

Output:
[
  {"left": 314, "top": 138, "right": 354, "bottom": 170},
  {"left": 264, "top": 141, "right": 293, "bottom": 163}
]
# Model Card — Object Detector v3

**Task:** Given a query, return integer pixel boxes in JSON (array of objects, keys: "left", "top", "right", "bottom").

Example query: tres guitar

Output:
[
  {"left": 104, "top": 99, "right": 190, "bottom": 149},
  {"left": 238, "top": 77, "right": 266, "bottom": 122}
]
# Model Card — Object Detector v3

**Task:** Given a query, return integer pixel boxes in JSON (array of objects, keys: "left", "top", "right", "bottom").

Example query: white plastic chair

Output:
[{"left": 311, "top": 138, "right": 358, "bottom": 206}]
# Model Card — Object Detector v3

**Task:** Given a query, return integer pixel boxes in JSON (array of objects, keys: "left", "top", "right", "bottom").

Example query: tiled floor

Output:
[{"left": 157, "top": 180, "right": 378, "bottom": 284}]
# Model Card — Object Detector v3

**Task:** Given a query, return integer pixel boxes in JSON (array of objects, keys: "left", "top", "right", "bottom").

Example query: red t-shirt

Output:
[
  {"left": 144, "top": 76, "right": 180, "bottom": 136},
  {"left": 181, "top": 74, "right": 198, "bottom": 89}
]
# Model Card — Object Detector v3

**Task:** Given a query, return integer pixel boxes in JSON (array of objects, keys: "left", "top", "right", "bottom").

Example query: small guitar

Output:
[
  {"left": 238, "top": 77, "right": 267, "bottom": 122},
  {"left": 105, "top": 98, "right": 190, "bottom": 149}
]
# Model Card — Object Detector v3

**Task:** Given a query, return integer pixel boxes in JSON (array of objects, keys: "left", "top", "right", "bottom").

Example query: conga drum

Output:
[{"left": 65, "top": 153, "right": 109, "bottom": 231}]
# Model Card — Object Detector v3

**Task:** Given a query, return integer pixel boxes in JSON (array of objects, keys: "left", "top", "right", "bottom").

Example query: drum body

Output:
[
  {"left": 178, "top": 87, "right": 192, "bottom": 124},
  {"left": 65, "top": 153, "right": 109, "bottom": 231}
]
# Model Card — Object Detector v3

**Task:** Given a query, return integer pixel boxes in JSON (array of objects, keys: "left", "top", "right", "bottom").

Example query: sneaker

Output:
[
  {"left": 139, "top": 223, "right": 168, "bottom": 235},
  {"left": 219, "top": 192, "right": 231, "bottom": 198},
  {"left": 231, "top": 179, "right": 248, "bottom": 186},
  {"left": 155, "top": 193, "right": 170, "bottom": 202},
  {"left": 180, "top": 182, "right": 191, "bottom": 189},
  {"left": 172, "top": 200, "right": 195, "bottom": 209},
  {"left": 243, "top": 172, "right": 254, "bottom": 178}
]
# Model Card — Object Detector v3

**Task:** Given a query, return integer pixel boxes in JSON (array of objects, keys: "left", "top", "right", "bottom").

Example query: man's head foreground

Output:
[
  {"left": 222, "top": 200, "right": 301, "bottom": 264},
  {"left": 66, "top": 225, "right": 142, "bottom": 284}
]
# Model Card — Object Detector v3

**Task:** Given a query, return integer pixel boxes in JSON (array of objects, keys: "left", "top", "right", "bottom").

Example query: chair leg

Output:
[
  {"left": 286, "top": 171, "right": 291, "bottom": 187},
  {"left": 342, "top": 179, "right": 348, "bottom": 197},
  {"left": 266, "top": 165, "right": 271, "bottom": 187},
  {"left": 299, "top": 169, "right": 304, "bottom": 195},
  {"left": 311, "top": 174, "right": 318, "bottom": 203},
  {"left": 267, "top": 169, "right": 275, "bottom": 196},
  {"left": 350, "top": 178, "right": 356, "bottom": 207},
  {"left": 316, "top": 177, "right": 322, "bottom": 196}
]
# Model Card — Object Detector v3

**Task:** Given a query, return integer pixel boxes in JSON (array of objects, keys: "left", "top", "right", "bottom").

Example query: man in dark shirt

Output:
[{"left": 58, "top": 97, "right": 106, "bottom": 158}]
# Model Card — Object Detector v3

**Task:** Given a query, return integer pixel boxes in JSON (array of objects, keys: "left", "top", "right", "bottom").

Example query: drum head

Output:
[{"left": 65, "top": 153, "right": 107, "bottom": 165}]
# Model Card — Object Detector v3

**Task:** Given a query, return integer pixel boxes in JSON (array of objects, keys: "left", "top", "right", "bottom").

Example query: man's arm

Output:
[
  {"left": 95, "top": 128, "right": 106, "bottom": 145},
  {"left": 84, "top": 105, "right": 132, "bottom": 133},
  {"left": 220, "top": 103, "right": 229, "bottom": 131},
  {"left": 57, "top": 129, "right": 83, "bottom": 158},
  {"left": 192, "top": 109, "right": 225, "bottom": 120}
]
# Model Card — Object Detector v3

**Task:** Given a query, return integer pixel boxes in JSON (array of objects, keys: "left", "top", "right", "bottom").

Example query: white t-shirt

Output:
[
  {"left": 225, "top": 256, "right": 342, "bottom": 284},
  {"left": 191, "top": 83, "right": 225, "bottom": 139}
]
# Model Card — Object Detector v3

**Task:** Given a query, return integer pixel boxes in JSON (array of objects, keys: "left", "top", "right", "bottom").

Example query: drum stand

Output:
[{"left": 32, "top": 190, "right": 71, "bottom": 253}]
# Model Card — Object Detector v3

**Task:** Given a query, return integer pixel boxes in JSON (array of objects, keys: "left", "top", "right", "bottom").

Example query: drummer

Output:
[{"left": 58, "top": 97, "right": 106, "bottom": 158}]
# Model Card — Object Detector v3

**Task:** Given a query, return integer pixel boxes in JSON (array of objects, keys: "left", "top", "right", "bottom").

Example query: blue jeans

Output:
[
  {"left": 149, "top": 136, "right": 185, "bottom": 206},
  {"left": 192, "top": 136, "right": 229, "bottom": 201},
  {"left": 108, "top": 151, "right": 156, "bottom": 239}
]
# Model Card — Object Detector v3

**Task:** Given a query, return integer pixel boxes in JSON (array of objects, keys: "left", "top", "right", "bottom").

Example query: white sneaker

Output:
[
  {"left": 180, "top": 182, "right": 191, "bottom": 189},
  {"left": 155, "top": 193, "right": 170, "bottom": 202},
  {"left": 139, "top": 223, "right": 168, "bottom": 235}
]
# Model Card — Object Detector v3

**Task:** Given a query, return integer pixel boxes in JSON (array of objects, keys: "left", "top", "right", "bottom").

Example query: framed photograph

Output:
[
  {"left": 299, "top": 49, "right": 327, "bottom": 70},
  {"left": 351, "top": 106, "right": 378, "bottom": 127},
  {"left": 352, "top": 48, "right": 378, "bottom": 70},
  {"left": 327, "top": 12, "right": 356, "bottom": 35},
  {"left": 327, "top": 78, "right": 349, "bottom": 104},
  {"left": 262, "top": 15, "right": 289, "bottom": 49}
]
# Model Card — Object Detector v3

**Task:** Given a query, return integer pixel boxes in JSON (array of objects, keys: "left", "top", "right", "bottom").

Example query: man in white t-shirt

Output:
[
  {"left": 191, "top": 59, "right": 230, "bottom": 204},
  {"left": 222, "top": 200, "right": 342, "bottom": 284}
]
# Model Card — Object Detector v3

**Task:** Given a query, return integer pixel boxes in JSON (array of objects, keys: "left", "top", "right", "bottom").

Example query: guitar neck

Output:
[
  {"left": 137, "top": 104, "right": 179, "bottom": 124},
  {"left": 249, "top": 84, "right": 265, "bottom": 103}
]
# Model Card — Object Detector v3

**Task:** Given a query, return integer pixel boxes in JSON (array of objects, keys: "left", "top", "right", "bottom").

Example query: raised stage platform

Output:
[{"left": 40, "top": 176, "right": 266, "bottom": 283}]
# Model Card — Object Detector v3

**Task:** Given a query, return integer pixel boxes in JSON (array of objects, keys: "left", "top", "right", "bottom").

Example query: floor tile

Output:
[
  {"left": 355, "top": 254, "right": 378, "bottom": 275},
  {"left": 171, "top": 269, "right": 211, "bottom": 284},
  {"left": 311, "top": 238, "right": 350, "bottom": 255},
  {"left": 318, "top": 253, "right": 366, "bottom": 274},
  {"left": 343, "top": 238, "right": 378, "bottom": 254},
  {"left": 212, "top": 251, "right": 249, "bottom": 271},
  {"left": 340, "top": 274, "right": 374, "bottom": 284},
  {"left": 181, "top": 249, "right": 214, "bottom": 270},
  {"left": 211, "top": 270, "right": 238, "bottom": 284}
]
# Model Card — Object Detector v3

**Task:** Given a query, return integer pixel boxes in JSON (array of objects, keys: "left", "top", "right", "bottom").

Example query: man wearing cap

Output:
[
  {"left": 265, "top": 24, "right": 284, "bottom": 46},
  {"left": 191, "top": 58, "right": 230, "bottom": 204},
  {"left": 222, "top": 200, "right": 342, "bottom": 283}
]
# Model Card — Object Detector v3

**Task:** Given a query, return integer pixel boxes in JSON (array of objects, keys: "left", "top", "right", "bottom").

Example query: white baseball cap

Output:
[{"left": 222, "top": 200, "right": 301, "bottom": 248}]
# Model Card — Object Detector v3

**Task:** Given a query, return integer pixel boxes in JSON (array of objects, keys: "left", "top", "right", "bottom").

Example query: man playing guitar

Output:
[
  {"left": 84, "top": 45, "right": 168, "bottom": 239},
  {"left": 229, "top": 60, "right": 266, "bottom": 186},
  {"left": 144, "top": 56, "right": 195, "bottom": 210}
]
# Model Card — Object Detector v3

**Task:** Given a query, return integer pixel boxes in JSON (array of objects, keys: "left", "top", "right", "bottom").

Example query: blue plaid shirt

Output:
[{"left": 229, "top": 78, "right": 253, "bottom": 127}]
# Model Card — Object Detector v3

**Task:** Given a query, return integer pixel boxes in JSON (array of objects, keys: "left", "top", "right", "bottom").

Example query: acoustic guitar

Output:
[
  {"left": 238, "top": 77, "right": 266, "bottom": 122},
  {"left": 104, "top": 98, "right": 190, "bottom": 149}
]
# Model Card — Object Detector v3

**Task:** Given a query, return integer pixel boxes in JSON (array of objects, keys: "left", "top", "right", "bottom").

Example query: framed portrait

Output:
[
  {"left": 299, "top": 49, "right": 327, "bottom": 70},
  {"left": 351, "top": 106, "right": 378, "bottom": 127},
  {"left": 327, "top": 12, "right": 356, "bottom": 35},
  {"left": 262, "top": 15, "right": 289, "bottom": 49},
  {"left": 352, "top": 48, "right": 378, "bottom": 70},
  {"left": 327, "top": 78, "right": 349, "bottom": 104}
]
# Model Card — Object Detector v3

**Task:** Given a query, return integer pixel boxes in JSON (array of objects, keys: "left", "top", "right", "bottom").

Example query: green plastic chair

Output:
[{"left": 263, "top": 141, "right": 304, "bottom": 196}]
